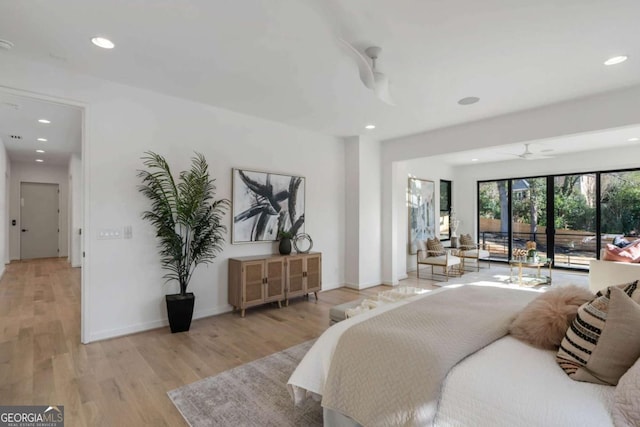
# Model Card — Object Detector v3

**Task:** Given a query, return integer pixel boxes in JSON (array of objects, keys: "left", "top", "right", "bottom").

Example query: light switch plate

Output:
[{"left": 98, "top": 228, "right": 122, "bottom": 240}]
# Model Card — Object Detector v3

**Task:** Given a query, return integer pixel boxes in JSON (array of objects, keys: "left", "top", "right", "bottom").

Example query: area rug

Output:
[{"left": 168, "top": 340, "right": 322, "bottom": 427}]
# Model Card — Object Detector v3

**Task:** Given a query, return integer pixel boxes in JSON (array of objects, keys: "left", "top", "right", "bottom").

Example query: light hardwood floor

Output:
[{"left": 0, "top": 258, "right": 441, "bottom": 426}]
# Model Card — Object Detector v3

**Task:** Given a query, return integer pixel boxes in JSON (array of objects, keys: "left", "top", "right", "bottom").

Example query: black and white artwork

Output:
[{"left": 232, "top": 169, "right": 305, "bottom": 243}]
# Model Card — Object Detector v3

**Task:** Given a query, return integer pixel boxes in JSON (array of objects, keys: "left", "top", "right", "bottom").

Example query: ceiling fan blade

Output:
[
  {"left": 339, "top": 39, "right": 375, "bottom": 90},
  {"left": 373, "top": 72, "right": 396, "bottom": 106}
]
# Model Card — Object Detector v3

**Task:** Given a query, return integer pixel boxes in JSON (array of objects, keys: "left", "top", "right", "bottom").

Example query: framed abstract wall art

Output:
[
  {"left": 408, "top": 177, "right": 435, "bottom": 254},
  {"left": 232, "top": 168, "right": 305, "bottom": 243}
]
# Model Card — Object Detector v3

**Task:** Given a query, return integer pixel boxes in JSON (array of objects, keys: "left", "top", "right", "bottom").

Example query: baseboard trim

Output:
[{"left": 88, "top": 304, "right": 233, "bottom": 343}]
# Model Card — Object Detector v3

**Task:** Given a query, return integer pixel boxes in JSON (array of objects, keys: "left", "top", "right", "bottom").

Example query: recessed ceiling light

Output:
[
  {"left": 458, "top": 97, "right": 480, "bottom": 105},
  {"left": 38, "top": 119, "right": 51, "bottom": 124},
  {"left": 365, "top": 124, "right": 376, "bottom": 130},
  {"left": 37, "top": 138, "right": 47, "bottom": 142},
  {"left": 35, "top": 159, "right": 44, "bottom": 163},
  {"left": 471, "top": 158, "right": 479, "bottom": 162},
  {"left": 628, "top": 137, "right": 639, "bottom": 142},
  {"left": 36, "top": 150, "right": 45, "bottom": 153},
  {"left": 91, "top": 36, "right": 115, "bottom": 49},
  {"left": 604, "top": 55, "right": 628, "bottom": 66}
]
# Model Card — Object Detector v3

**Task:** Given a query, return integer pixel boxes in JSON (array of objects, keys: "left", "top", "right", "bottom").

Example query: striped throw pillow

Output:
[
  {"left": 459, "top": 234, "right": 474, "bottom": 249},
  {"left": 556, "top": 281, "right": 640, "bottom": 385},
  {"left": 426, "top": 237, "right": 445, "bottom": 256}
]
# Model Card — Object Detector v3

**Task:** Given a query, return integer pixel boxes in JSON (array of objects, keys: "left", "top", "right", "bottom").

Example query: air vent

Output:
[{"left": 10, "top": 135, "right": 22, "bottom": 140}]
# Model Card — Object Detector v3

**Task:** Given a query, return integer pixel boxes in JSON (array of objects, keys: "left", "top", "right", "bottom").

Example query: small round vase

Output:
[{"left": 279, "top": 238, "right": 292, "bottom": 255}]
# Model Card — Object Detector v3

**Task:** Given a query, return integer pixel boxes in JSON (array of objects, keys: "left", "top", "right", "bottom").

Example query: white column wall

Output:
[
  {"left": 68, "top": 154, "right": 82, "bottom": 267},
  {"left": 344, "top": 137, "right": 360, "bottom": 286},
  {"left": 0, "top": 138, "right": 8, "bottom": 276},
  {"left": 357, "top": 136, "right": 382, "bottom": 288},
  {"left": 344, "top": 136, "right": 382, "bottom": 289}
]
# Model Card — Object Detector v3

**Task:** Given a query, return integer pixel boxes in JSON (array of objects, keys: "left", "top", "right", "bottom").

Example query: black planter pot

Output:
[
  {"left": 166, "top": 292, "right": 195, "bottom": 333},
  {"left": 279, "top": 238, "right": 292, "bottom": 255}
]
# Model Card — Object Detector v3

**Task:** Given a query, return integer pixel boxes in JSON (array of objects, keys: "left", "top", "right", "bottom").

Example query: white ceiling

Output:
[
  {"left": 0, "top": 0, "right": 639, "bottom": 142},
  {"left": 0, "top": 92, "right": 82, "bottom": 166}
]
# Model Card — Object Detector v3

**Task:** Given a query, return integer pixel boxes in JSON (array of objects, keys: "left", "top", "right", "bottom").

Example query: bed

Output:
[{"left": 287, "top": 285, "right": 616, "bottom": 427}]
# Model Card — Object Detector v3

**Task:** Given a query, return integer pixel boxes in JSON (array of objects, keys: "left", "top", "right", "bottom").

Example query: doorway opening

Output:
[{"left": 0, "top": 88, "right": 86, "bottom": 341}]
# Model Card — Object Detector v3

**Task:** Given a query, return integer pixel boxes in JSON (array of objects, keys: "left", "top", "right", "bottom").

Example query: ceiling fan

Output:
[
  {"left": 511, "top": 144, "right": 553, "bottom": 160},
  {"left": 340, "top": 40, "right": 395, "bottom": 106}
]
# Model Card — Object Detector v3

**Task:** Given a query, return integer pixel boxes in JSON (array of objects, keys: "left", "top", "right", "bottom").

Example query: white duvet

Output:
[{"left": 288, "top": 285, "right": 616, "bottom": 427}]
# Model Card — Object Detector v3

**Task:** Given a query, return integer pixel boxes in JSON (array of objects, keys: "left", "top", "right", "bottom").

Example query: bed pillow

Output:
[
  {"left": 509, "top": 285, "right": 594, "bottom": 350},
  {"left": 426, "top": 237, "right": 445, "bottom": 256},
  {"left": 556, "top": 282, "right": 640, "bottom": 385},
  {"left": 613, "top": 358, "right": 640, "bottom": 427},
  {"left": 602, "top": 240, "right": 640, "bottom": 262}
]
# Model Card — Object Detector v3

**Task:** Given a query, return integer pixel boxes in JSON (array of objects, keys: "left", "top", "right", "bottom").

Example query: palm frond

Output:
[{"left": 138, "top": 151, "right": 230, "bottom": 294}]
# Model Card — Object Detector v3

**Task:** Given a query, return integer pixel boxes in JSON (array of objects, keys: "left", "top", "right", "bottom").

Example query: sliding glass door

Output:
[
  {"left": 553, "top": 174, "right": 596, "bottom": 270},
  {"left": 478, "top": 180, "right": 509, "bottom": 261},
  {"left": 511, "top": 177, "right": 547, "bottom": 259}
]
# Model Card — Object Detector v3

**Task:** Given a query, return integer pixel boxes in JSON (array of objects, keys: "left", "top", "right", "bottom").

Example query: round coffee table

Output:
[{"left": 509, "top": 258, "right": 552, "bottom": 286}]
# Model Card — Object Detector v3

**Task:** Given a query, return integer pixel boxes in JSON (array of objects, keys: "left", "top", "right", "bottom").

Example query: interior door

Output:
[{"left": 20, "top": 182, "right": 59, "bottom": 259}]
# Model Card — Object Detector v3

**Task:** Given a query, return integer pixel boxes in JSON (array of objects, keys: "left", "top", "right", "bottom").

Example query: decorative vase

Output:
[
  {"left": 166, "top": 293, "right": 195, "bottom": 333},
  {"left": 279, "top": 238, "right": 292, "bottom": 255}
]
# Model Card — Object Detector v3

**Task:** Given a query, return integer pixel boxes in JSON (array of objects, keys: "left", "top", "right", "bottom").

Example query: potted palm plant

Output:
[{"left": 138, "top": 151, "right": 230, "bottom": 333}]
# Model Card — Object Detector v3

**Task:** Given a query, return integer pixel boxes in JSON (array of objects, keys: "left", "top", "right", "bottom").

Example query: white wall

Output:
[
  {"left": 344, "top": 136, "right": 382, "bottom": 289},
  {"left": 344, "top": 137, "right": 360, "bottom": 286},
  {"left": 453, "top": 145, "right": 640, "bottom": 238},
  {"left": 9, "top": 161, "right": 69, "bottom": 260},
  {"left": 400, "top": 158, "right": 455, "bottom": 275},
  {"left": 68, "top": 154, "right": 82, "bottom": 267},
  {"left": 0, "top": 138, "right": 8, "bottom": 276},
  {"left": 2, "top": 56, "right": 346, "bottom": 342}
]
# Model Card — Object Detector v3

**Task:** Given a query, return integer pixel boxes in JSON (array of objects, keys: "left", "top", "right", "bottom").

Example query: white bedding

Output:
[
  {"left": 288, "top": 284, "right": 616, "bottom": 426},
  {"left": 435, "top": 335, "right": 615, "bottom": 427}
]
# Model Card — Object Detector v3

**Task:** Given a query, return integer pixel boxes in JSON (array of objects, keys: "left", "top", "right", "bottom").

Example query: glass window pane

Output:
[
  {"left": 479, "top": 180, "right": 508, "bottom": 260},
  {"left": 554, "top": 174, "right": 596, "bottom": 270},
  {"left": 600, "top": 170, "right": 640, "bottom": 245},
  {"left": 439, "top": 180, "right": 451, "bottom": 239},
  {"left": 511, "top": 177, "right": 547, "bottom": 260}
]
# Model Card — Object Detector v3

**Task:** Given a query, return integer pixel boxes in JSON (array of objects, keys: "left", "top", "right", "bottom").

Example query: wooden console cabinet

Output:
[{"left": 228, "top": 252, "right": 322, "bottom": 317}]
